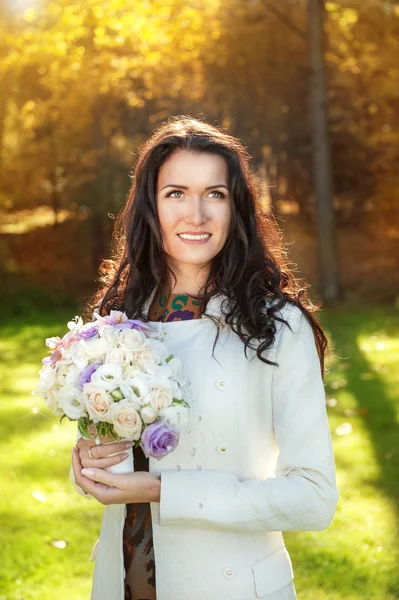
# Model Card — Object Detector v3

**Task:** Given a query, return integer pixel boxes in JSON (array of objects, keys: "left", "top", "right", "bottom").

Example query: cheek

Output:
[
  {"left": 157, "top": 206, "right": 174, "bottom": 235},
  {"left": 214, "top": 205, "right": 232, "bottom": 235}
]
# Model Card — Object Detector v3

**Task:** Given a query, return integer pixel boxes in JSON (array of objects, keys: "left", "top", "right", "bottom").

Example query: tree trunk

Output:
[{"left": 308, "top": 0, "right": 341, "bottom": 301}]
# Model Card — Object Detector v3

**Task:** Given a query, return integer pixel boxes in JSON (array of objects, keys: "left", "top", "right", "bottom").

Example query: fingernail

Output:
[
  {"left": 81, "top": 468, "right": 95, "bottom": 476},
  {"left": 124, "top": 442, "right": 133, "bottom": 448}
]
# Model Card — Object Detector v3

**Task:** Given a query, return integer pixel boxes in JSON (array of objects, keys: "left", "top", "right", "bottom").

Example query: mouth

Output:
[{"left": 177, "top": 233, "right": 212, "bottom": 245}]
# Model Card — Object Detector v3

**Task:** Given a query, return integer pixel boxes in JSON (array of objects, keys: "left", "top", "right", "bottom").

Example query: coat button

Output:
[
  {"left": 215, "top": 379, "right": 227, "bottom": 391},
  {"left": 222, "top": 566, "right": 236, "bottom": 579},
  {"left": 216, "top": 443, "right": 228, "bottom": 454}
]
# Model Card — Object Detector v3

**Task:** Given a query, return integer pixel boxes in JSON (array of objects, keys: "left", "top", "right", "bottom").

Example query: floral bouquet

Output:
[{"left": 33, "top": 310, "right": 190, "bottom": 475}]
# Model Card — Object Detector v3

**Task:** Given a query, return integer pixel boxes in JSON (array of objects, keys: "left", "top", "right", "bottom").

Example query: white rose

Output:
[
  {"left": 64, "top": 364, "right": 81, "bottom": 388},
  {"left": 146, "top": 385, "right": 173, "bottom": 412},
  {"left": 124, "top": 364, "right": 141, "bottom": 380},
  {"left": 106, "top": 348, "right": 133, "bottom": 366},
  {"left": 118, "top": 329, "right": 147, "bottom": 352},
  {"left": 37, "top": 365, "right": 56, "bottom": 393},
  {"left": 133, "top": 349, "right": 159, "bottom": 374},
  {"left": 161, "top": 405, "right": 188, "bottom": 428},
  {"left": 44, "top": 386, "right": 64, "bottom": 415},
  {"left": 83, "top": 383, "right": 113, "bottom": 421},
  {"left": 70, "top": 339, "right": 89, "bottom": 363},
  {"left": 91, "top": 363, "right": 123, "bottom": 391},
  {"left": 83, "top": 337, "right": 109, "bottom": 360},
  {"left": 99, "top": 324, "right": 120, "bottom": 345},
  {"left": 58, "top": 386, "right": 86, "bottom": 420},
  {"left": 140, "top": 405, "right": 158, "bottom": 424},
  {"left": 110, "top": 400, "right": 142, "bottom": 440}
]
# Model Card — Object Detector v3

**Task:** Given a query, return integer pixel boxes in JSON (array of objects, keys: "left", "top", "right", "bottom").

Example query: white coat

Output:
[{"left": 69, "top": 289, "right": 339, "bottom": 600}]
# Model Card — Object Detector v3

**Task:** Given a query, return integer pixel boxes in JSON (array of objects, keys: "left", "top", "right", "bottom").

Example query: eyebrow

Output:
[{"left": 160, "top": 184, "right": 229, "bottom": 191}]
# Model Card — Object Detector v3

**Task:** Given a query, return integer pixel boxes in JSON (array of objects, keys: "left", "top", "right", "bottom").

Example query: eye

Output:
[
  {"left": 167, "top": 190, "right": 184, "bottom": 198},
  {"left": 209, "top": 190, "right": 226, "bottom": 198}
]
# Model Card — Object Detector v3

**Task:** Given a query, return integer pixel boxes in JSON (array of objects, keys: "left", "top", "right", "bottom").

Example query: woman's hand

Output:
[
  {"left": 71, "top": 440, "right": 161, "bottom": 506},
  {"left": 75, "top": 432, "right": 133, "bottom": 471}
]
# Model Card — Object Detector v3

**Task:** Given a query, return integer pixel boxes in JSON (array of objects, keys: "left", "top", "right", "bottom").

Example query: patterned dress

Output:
[{"left": 123, "top": 288, "right": 205, "bottom": 600}]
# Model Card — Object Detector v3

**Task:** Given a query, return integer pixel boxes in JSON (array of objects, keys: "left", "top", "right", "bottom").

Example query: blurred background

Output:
[{"left": 0, "top": 1, "right": 398, "bottom": 599}]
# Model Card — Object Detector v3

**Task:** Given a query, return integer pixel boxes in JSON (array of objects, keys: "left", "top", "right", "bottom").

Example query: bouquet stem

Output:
[{"left": 101, "top": 438, "right": 135, "bottom": 475}]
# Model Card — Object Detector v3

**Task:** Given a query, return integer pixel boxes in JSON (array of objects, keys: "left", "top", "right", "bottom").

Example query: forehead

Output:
[{"left": 157, "top": 150, "right": 229, "bottom": 188}]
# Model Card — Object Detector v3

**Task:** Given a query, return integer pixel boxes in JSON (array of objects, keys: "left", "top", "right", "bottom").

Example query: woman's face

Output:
[{"left": 155, "top": 150, "right": 232, "bottom": 281}]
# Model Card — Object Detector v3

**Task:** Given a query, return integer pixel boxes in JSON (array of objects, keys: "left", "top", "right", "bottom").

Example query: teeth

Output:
[{"left": 179, "top": 233, "right": 211, "bottom": 240}]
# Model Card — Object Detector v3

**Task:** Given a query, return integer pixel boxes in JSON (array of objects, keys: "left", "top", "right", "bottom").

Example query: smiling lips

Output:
[{"left": 177, "top": 233, "right": 212, "bottom": 244}]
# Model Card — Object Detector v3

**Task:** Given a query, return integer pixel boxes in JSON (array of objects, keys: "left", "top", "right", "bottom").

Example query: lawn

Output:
[{"left": 0, "top": 306, "right": 398, "bottom": 600}]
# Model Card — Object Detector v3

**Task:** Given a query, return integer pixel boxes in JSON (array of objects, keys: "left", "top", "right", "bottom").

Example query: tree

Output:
[{"left": 308, "top": 0, "right": 341, "bottom": 301}]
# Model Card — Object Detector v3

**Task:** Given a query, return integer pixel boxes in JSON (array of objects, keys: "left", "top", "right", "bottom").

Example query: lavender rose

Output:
[
  {"left": 140, "top": 420, "right": 180, "bottom": 460},
  {"left": 78, "top": 361, "right": 102, "bottom": 388},
  {"left": 79, "top": 325, "right": 98, "bottom": 340}
]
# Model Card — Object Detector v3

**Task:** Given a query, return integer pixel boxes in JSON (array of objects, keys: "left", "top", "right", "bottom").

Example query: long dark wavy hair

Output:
[{"left": 88, "top": 115, "right": 328, "bottom": 375}]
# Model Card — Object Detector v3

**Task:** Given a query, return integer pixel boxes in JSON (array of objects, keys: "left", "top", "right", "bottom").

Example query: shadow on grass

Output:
[
  {"left": 320, "top": 309, "right": 399, "bottom": 597},
  {"left": 324, "top": 310, "right": 399, "bottom": 502}
]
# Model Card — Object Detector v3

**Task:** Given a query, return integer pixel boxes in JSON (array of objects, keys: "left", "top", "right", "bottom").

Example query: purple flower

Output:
[
  {"left": 140, "top": 420, "right": 180, "bottom": 460},
  {"left": 113, "top": 320, "right": 151, "bottom": 332},
  {"left": 42, "top": 349, "right": 62, "bottom": 366},
  {"left": 79, "top": 326, "right": 98, "bottom": 340},
  {"left": 79, "top": 361, "right": 102, "bottom": 388}
]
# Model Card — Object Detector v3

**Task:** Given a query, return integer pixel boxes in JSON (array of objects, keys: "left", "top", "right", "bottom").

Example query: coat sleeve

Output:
[
  {"left": 69, "top": 427, "right": 95, "bottom": 500},
  {"left": 158, "top": 306, "right": 339, "bottom": 532}
]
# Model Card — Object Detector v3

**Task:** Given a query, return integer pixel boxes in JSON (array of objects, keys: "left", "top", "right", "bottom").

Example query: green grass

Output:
[
  {"left": 0, "top": 307, "right": 398, "bottom": 599},
  {"left": 0, "top": 311, "right": 103, "bottom": 600}
]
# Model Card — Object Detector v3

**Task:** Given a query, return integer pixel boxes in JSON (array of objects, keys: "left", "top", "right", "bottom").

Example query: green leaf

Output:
[
  {"left": 78, "top": 417, "right": 91, "bottom": 440},
  {"left": 172, "top": 398, "right": 189, "bottom": 407},
  {"left": 110, "top": 387, "right": 124, "bottom": 401}
]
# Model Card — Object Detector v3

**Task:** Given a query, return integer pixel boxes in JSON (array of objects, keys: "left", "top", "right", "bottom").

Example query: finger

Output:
[
  {"left": 88, "top": 440, "right": 133, "bottom": 460},
  {"left": 81, "top": 466, "right": 128, "bottom": 489},
  {"left": 72, "top": 448, "right": 110, "bottom": 496},
  {"left": 72, "top": 446, "right": 92, "bottom": 493},
  {"left": 81, "top": 452, "right": 130, "bottom": 470}
]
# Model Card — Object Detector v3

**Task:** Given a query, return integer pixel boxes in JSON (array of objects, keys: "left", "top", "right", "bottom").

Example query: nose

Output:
[{"left": 185, "top": 196, "right": 207, "bottom": 225}]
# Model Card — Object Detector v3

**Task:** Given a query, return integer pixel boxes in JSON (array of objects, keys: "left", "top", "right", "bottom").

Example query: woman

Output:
[{"left": 70, "top": 115, "right": 339, "bottom": 600}]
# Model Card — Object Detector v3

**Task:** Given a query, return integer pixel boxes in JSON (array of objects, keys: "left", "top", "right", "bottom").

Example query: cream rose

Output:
[
  {"left": 133, "top": 349, "right": 159, "bottom": 374},
  {"left": 118, "top": 329, "right": 147, "bottom": 352},
  {"left": 140, "top": 405, "right": 158, "bottom": 424},
  {"left": 110, "top": 400, "right": 143, "bottom": 440},
  {"left": 83, "top": 383, "right": 112, "bottom": 421},
  {"left": 147, "top": 385, "right": 173, "bottom": 412}
]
